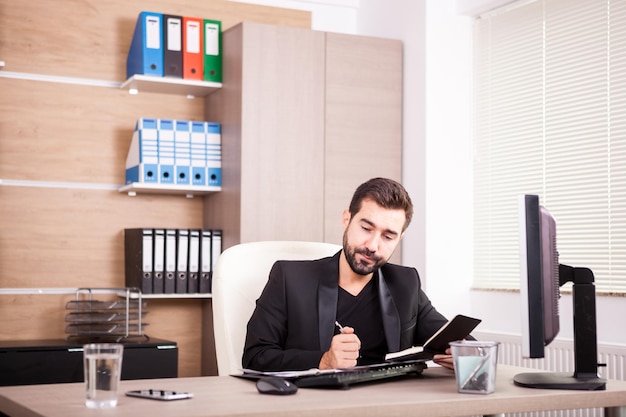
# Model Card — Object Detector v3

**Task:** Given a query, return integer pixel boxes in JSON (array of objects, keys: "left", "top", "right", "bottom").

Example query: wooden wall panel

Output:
[
  {"left": 0, "top": 78, "right": 204, "bottom": 184},
  {"left": 142, "top": 299, "right": 205, "bottom": 377},
  {"left": 0, "top": 187, "right": 205, "bottom": 288},
  {"left": 0, "top": 186, "right": 205, "bottom": 375},
  {"left": 0, "top": 0, "right": 310, "bottom": 81}
]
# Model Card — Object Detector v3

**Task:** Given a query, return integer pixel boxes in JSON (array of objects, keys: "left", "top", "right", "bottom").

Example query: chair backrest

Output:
[{"left": 211, "top": 240, "right": 342, "bottom": 376}]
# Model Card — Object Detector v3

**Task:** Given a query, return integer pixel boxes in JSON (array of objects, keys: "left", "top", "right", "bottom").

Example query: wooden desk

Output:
[{"left": 0, "top": 365, "right": 625, "bottom": 417}]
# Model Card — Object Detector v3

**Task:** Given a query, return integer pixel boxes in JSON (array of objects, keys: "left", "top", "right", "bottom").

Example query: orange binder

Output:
[{"left": 182, "top": 16, "right": 203, "bottom": 80}]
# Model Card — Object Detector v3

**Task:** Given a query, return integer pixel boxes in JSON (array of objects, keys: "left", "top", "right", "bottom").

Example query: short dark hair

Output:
[{"left": 348, "top": 177, "right": 414, "bottom": 232}]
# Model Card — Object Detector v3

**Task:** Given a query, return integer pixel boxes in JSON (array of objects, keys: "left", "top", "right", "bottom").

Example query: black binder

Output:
[
  {"left": 175, "top": 229, "right": 189, "bottom": 293},
  {"left": 210, "top": 229, "right": 222, "bottom": 291},
  {"left": 163, "top": 14, "right": 183, "bottom": 78},
  {"left": 198, "top": 229, "right": 212, "bottom": 293},
  {"left": 187, "top": 229, "right": 200, "bottom": 293},
  {"left": 164, "top": 229, "right": 177, "bottom": 293},
  {"left": 152, "top": 228, "right": 165, "bottom": 294},
  {"left": 124, "top": 228, "right": 154, "bottom": 294}
]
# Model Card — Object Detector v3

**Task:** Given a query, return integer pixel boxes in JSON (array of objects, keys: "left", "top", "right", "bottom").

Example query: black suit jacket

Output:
[{"left": 242, "top": 251, "right": 449, "bottom": 372}]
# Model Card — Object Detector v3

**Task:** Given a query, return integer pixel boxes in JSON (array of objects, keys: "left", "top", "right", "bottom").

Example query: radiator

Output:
[{"left": 473, "top": 331, "right": 626, "bottom": 417}]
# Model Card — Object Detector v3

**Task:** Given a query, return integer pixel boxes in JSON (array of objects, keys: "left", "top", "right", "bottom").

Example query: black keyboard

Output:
[{"left": 292, "top": 360, "right": 427, "bottom": 389}]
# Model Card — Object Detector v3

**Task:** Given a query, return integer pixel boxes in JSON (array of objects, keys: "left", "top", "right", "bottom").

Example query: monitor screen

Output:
[
  {"left": 514, "top": 194, "right": 606, "bottom": 390},
  {"left": 518, "top": 194, "right": 560, "bottom": 359}
]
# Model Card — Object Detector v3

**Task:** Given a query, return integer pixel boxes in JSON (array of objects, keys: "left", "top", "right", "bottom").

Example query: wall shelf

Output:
[
  {"left": 0, "top": 288, "right": 211, "bottom": 299},
  {"left": 120, "top": 74, "right": 222, "bottom": 97},
  {"left": 0, "top": 70, "right": 121, "bottom": 88},
  {"left": 119, "top": 182, "right": 221, "bottom": 197},
  {"left": 0, "top": 178, "right": 121, "bottom": 191},
  {"left": 0, "top": 288, "right": 80, "bottom": 295},
  {"left": 121, "top": 292, "right": 212, "bottom": 300}
]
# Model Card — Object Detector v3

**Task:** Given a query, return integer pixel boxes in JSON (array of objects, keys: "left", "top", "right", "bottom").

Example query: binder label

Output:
[
  {"left": 167, "top": 17, "right": 182, "bottom": 51},
  {"left": 205, "top": 22, "right": 219, "bottom": 56},
  {"left": 146, "top": 15, "right": 161, "bottom": 49},
  {"left": 142, "top": 232, "right": 153, "bottom": 272},
  {"left": 186, "top": 21, "right": 201, "bottom": 54}
]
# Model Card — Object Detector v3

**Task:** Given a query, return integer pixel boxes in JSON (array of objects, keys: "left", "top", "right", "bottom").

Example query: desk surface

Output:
[{"left": 0, "top": 365, "right": 625, "bottom": 417}]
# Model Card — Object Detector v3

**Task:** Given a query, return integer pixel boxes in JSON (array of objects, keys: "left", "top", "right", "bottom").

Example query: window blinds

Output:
[{"left": 473, "top": 0, "right": 626, "bottom": 294}]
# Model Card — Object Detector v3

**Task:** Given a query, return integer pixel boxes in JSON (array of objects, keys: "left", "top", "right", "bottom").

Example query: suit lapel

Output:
[
  {"left": 317, "top": 252, "right": 340, "bottom": 350},
  {"left": 378, "top": 269, "right": 401, "bottom": 352}
]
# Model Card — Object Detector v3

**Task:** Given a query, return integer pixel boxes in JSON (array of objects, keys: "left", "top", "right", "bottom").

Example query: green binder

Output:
[{"left": 203, "top": 19, "right": 222, "bottom": 83}]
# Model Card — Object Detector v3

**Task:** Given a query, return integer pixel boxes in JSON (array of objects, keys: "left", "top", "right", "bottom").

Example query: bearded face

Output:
[{"left": 342, "top": 231, "right": 388, "bottom": 275}]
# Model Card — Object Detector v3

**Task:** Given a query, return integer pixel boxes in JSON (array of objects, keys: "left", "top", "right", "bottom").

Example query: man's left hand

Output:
[{"left": 432, "top": 348, "right": 454, "bottom": 370}]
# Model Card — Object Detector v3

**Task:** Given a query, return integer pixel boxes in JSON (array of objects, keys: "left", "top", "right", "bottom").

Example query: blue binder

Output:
[
  {"left": 174, "top": 120, "right": 191, "bottom": 185},
  {"left": 158, "top": 119, "right": 175, "bottom": 184},
  {"left": 190, "top": 121, "right": 207, "bottom": 186},
  {"left": 125, "top": 118, "right": 159, "bottom": 184},
  {"left": 206, "top": 122, "right": 222, "bottom": 186},
  {"left": 127, "top": 11, "right": 164, "bottom": 78}
]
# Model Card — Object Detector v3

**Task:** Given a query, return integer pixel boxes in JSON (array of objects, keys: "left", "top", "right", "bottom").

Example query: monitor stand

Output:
[
  {"left": 514, "top": 371, "right": 606, "bottom": 391},
  {"left": 514, "top": 265, "right": 606, "bottom": 391}
]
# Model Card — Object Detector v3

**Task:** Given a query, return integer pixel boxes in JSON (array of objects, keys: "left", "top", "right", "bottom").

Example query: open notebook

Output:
[{"left": 385, "top": 314, "right": 481, "bottom": 362}]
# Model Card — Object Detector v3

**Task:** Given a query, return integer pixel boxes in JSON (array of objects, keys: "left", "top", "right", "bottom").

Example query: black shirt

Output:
[{"left": 335, "top": 274, "right": 388, "bottom": 365}]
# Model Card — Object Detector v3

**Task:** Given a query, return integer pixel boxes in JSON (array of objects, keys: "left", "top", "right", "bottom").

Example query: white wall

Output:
[{"left": 231, "top": 0, "right": 626, "bottom": 348}]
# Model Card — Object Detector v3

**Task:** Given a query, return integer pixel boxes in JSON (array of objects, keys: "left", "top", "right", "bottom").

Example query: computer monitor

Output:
[{"left": 514, "top": 194, "right": 606, "bottom": 390}]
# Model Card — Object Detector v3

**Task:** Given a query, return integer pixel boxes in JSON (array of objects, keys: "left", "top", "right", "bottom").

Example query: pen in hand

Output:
[
  {"left": 335, "top": 320, "right": 345, "bottom": 334},
  {"left": 335, "top": 320, "right": 362, "bottom": 358}
]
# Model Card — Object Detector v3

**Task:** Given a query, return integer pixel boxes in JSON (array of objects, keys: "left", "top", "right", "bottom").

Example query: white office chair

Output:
[{"left": 211, "top": 240, "right": 342, "bottom": 376}]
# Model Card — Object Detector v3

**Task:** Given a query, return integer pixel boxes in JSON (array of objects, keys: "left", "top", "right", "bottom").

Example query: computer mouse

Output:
[{"left": 256, "top": 377, "right": 298, "bottom": 395}]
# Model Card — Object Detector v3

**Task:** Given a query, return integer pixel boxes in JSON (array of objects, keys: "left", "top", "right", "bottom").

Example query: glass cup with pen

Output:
[{"left": 449, "top": 340, "right": 500, "bottom": 394}]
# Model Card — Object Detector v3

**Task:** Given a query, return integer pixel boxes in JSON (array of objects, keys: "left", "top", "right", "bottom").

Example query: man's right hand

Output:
[{"left": 318, "top": 326, "right": 361, "bottom": 370}]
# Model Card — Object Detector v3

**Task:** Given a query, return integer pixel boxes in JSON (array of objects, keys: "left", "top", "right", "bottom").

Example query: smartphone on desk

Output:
[{"left": 126, "top": 389, "right": 193, "bottom": 401}]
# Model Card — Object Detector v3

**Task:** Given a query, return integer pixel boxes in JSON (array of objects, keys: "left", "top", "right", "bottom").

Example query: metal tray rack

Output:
[{"left": 65, "top": 288, "right": 149, "bottom": 342}]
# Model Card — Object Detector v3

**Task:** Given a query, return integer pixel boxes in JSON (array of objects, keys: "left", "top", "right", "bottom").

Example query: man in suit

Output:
[{"left": 242, "top": 177, "right": 454, "bottom": 371}]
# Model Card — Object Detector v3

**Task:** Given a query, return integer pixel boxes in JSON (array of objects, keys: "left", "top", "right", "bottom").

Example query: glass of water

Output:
[{"left": 83, "top": 343, "right": 124, "bottom": 408}]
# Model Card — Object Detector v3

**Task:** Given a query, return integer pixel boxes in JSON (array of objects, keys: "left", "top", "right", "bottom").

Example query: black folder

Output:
[
  {"left": 187, "top": 229, "right": 200, "bottom": 293},
  {"left": 164, "top": 229, "right": 177, "bottom": 293},
  {"left": 163, "top": 14, "right": 183, "bottom": 78},
  {"left": 152, "top": 228, "right": 165, "bottom": 294},
  {"left": 175, "top": 229, "right": 189, "bottom": 293},
  {"left": 124, "top": 228, "right": 154, "bottom": 294},
  {"left": 210, "top": 229, "right": 222, "bottom": 290},
  {"left": 198, "top": 229, "right": 212, "bottom": 293}
]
